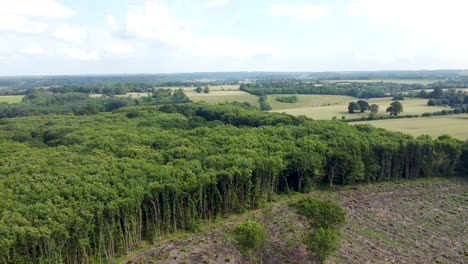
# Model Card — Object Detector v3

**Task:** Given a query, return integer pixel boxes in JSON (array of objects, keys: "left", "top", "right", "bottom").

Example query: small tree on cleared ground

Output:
[
  {"left": 204, "top": 86, "right": 210, "bottom": 93},
  {"left": 293, "top": 198, "right": 347, "bottom": 264},
  {"left": 232, "top": 220, "right": 269, "bottom": 263},
  {"left": 304, "top": 227, "right": 339, "bottom": 264},
  {"left": 195, "top": 86, "right": 203, "bottom": 93}
]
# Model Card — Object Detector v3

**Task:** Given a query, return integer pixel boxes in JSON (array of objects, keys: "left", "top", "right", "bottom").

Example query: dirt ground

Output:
[{"left": 123, "top": 178, "right": 468, "bottom": 264}]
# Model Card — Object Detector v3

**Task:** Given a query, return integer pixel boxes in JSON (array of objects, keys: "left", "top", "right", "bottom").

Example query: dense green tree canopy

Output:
[{"left": 0, "top": 102, "right": 466, "bottom": 263}]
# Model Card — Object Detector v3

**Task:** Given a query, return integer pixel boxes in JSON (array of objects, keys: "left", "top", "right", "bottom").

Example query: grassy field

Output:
[
  {"left": 271, "top": 97, "right": 448, "bottom": 120},
  {"left": 122, "top": 178, "right": 468, "bottom": 264},
  {"left": 354, "top": 114, "right": 468, "bottom": 140},
  {"left": 267, "top": 94, "right": 355, "bottom": 110},
  {"left": 179, "top": 85, "right": 259, "bottom": 106},
  {"left": 324, "top": 79, "right": 438, "bottom": 85},
  {"left": 0, "top": 95, "right": 23, "bottom": 103}
]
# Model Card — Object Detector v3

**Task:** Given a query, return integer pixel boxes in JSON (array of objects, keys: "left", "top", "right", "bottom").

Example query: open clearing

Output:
[
  {"left": 0, "top": 95, "right": 23, "bottom": 103},
  {"left": 271, "top": 97, "right": 448, "bottom": 120},
  {"left": 122, "top": 178, "right": 467, "bottom": 264},
  {"left": 184, "top": 90, "right": 258, "bottom": 106},
  {"left": 268, "top": 94, "right": 355, "bottom": 110},
  {"left": 354, "top": 114, "right": 468, "bottom": 140}
]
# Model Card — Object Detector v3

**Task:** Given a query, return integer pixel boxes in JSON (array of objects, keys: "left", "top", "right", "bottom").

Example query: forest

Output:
[{"left": 0, "top": 94, "right": 467, "bottom": 263}]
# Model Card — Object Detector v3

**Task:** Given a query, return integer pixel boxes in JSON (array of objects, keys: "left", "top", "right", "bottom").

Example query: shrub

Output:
[
  {"left": 232, "top": 220, "right": 269, "bottom": 261},
  {"left": 304, "top": 227, "right": 339, "bottom": 264},
  {"left": 293, "top": 198, "right": 346, "bottom": 229}
]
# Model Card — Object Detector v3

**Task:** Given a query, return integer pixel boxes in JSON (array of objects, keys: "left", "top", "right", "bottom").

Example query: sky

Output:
[{"left": 1, "top": 0, "right": 468, "bottom": 75}]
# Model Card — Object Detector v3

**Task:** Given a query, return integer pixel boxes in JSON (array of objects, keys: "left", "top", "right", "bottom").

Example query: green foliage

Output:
[
  {"left": 259, "top": 95, "right": 272, "bottom": 111},
  {"left": 0, "top": 102, "right": 464, "bottom": 263},
  {"left": 293, "top": 198, "right": 346, "bottom": 229},
  {"left": 241, "top": 81, "right": 426, "bottom": 98},
  {"left": 203, "top": 86, "right": 210, "bottom": 93},
  {"left": 275, "top": 95, "right": 298, "bottom": 103},
  {"left": 348, "top": 102, "right": 360, "bottom": 113},
  {"left": 195, "top": 86, "right": 203, "bottom": 93},
  {"left": 386, "top": 101, "right": 403, "bottom": 116},
  {"left": 356, "top": 100, "right": 370, "bottom": 113},
  {"left": 369, "top": 103, "right": 379, "bottom": 113},
  {"left": 232, "top": 221, "right": 269, "bottom": 258},
  {"left": 304, "top": 228, "right": 339, "bottom": 264},
  {"left": 392, "top": 93, "right": 405, "bottom": 101}
]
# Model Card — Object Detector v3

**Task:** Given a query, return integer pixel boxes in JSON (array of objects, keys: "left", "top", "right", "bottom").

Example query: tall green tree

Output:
[
  {"left": 356, "top": 100, "right": 370, "bottom": 113},
  {"left": 348, "top": 102, "right": 360, "bottom": 113},
  {"left": 386, "top": 101, "right": 403, "bottom": 116}
]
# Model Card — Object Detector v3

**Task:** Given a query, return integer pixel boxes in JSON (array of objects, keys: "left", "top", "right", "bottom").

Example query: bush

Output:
[
  {"left": 293, "top": 198, "right": 346, "bottom": 229},
  {"left": 304, "top": 228, "right": 339, "bottom": 264},
  {"left": 232, "top": 220, "right": 269, "bottom": 261}
]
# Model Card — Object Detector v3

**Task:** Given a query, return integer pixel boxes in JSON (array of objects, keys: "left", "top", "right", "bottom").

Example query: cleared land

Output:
[
  {"left": 271, "top": 97, "right": 448, "bottom": 120},
  {"left": 122, "top": 178, "right": 468, "bottom": 264},
  {"left": 354, "top": 114, "right": 468, "bottom": 140},
  {"left": 0, "top": 95, "right": 23, "bottom": 103},
  {"left": 268, "top": 94, "right": 355, "bottom": 110}
]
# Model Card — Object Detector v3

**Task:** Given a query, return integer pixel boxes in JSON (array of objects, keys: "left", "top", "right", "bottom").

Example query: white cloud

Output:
[
  {"left": 0, "top": 15, "right": 48, "bottom": 33},
  {"left": 21, "top": 44, "right": 44, "bottom": 55},
  {"left": 59, "top": 48, "right": 100, "bottom": 61},
  {"left": 107, "top": 15, "right": 119, "bottom": 32},
  {"left": 105, "top": 42, "right": 135, "bottom": 57},
  {"left": 0, "top": 0, "right": 74, "bottom": 19},
  {"left": 0, "top": 0, "right": 74, "bottom": 34},
  {"left": 114, "top": 0, "right": 276, "bottom": 59},
  {"left": 347, "top": 0, "right": 468, "bottom": 60},
  {"left": 203, "top": 0, "right": 229, "bottom": 9},
  {"left": 268, "top": 4, "right": 328, "bottom": 22},
  {"left": 54, "top": 24, "right": 87, "bottom": 42}
]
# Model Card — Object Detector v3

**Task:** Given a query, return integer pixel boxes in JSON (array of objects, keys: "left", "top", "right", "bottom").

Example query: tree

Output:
[
  {"left": 430, "top": 87, "right": 444, "bottom": 99},
  {"left": 294, "top": 198, "right": 346, "bottom": 264},
  {"left": 356, "top": 100, "right": 370, "bottom": 113},
  {"left": 195, "top": 86, "right": 203, "bottom": 93},
  {"left": 304, "top": 228, "right": 339, "bottom": 264},
  {"left": 392, "top": 94, "right": 405, "bottom": 101},
  {"left": 348, "top": 102, "right": 360, "bottom": 113},
  {"left": 293, "top": 198, "right": 346, "bottom": 229},
  {"left": 233, "top": 221, "right": 269, "bottom": 262},
  {"left": 203, "top": 86, "right": 210, "bottom": 93},
  {"left": 369, "top": 104, "right": 379, "bottom": 113},
  {"left": 386, "top": 101, "right": 403, "bottom": 116}
]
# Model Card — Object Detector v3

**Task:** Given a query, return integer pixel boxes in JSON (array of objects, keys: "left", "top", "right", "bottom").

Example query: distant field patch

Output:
[
  {"left": 271, "top": 97, "right": 448, "bottom": 120},
  {"left": 353, "top": 114, "right": 468, "bottom": 140},
  {"left": 186, "top": 90, "right": 259, "bottom": 106},
  {"left": 267, "top": 94, "right": 355, "bottom": 110},
  {"left": 324, "top": 79, "right": 437, "bottom": 85},
  {"left": 0, "top": 95, "right": 23, "bottom": 103}
]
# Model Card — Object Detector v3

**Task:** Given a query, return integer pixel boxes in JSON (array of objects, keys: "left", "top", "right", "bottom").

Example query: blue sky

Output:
[{"left": 1, "top": 0, "right": 467, "bottom": 75}]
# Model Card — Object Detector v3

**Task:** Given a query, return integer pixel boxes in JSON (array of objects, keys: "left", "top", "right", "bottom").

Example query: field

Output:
[
  {"left": 0, "top": 95, "right": 23, "bottom": 103},
  {"left": 183, "top": 86, "right": 259, "bottom": 106},
  {"left": 123, "top": 178, "right": 468, "bottom": 264},
  {"left": 355, "top": 114, "right": 468, "bottom": 140},
  {"left": 271, "top": 97, "right": 448, "bottom": 120},
  {"left": 324, "top": 79, "right": 438, "bottom": 85},
  {"left": 267, "top": 94, "right": 355, "bottom": 110}
]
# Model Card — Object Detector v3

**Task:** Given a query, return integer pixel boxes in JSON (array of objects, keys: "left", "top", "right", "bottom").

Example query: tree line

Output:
[{"left": 240, "top": 81, "right": 426, "bottom": 98}]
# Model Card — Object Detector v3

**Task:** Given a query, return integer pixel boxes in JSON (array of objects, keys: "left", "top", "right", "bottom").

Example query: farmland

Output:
[
  {"left": 324, "top": 79, "right": 438, "bottom": 85},
  {"left": 355, "top": 114, "right": 468, "bottom": 140},
  {"left": 270, "top": 97, "right": 448, "bottom": 120},
  {"left": 124, "top": 178, "right": 468, "bottom": 264},
  {"left": 0, "top": 95, "right": 23, "bottom": 103}
]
